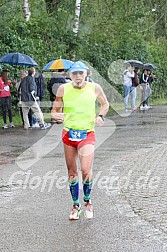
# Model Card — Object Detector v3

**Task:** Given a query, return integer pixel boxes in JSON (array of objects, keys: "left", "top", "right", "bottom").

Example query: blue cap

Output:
[{"left": 69, "top": 61, "right": 89, "bottom": 73}]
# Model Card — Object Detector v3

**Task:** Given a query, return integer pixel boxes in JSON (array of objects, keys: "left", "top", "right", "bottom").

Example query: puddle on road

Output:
[
  {"left": 0, "top": 182, "right": 19, "bottom": 191},
  {"left": 0, "top": 183, "right": 22, "bottom": 208},
  {"left": 0, "top": 184, "right": 10, "bottom": 191},
  {"left": 0, "top": 148, "right": 54, "bottom": 166},
  {"left": 0, "top": 160, "right": 12, "bottom": 165},
  {"left": 0, "top": 150, "right": 24, "bottom": 166},
  {"left": 0, "top": 182, "right": 22, "bottom": 206},
  {"left": 0, "top": 150, "right": 23, "bottom": 157}
]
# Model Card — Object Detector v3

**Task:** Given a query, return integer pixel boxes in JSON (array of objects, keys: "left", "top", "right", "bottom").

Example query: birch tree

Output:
[
  {"left": 23, "top": 0, "right": 31, "bottom": 22},
  {"left": 73, "top": 0, "right": 81, "bottom": 34}
]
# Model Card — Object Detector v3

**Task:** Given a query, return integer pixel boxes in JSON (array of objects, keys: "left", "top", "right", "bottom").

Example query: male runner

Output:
[{"left": 51, "top": 61, "right": 109, "bottom": 220}]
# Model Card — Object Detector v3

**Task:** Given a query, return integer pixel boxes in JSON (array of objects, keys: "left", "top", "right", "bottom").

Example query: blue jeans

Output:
[
  {"left": 130, "top": 87, "right": 136, "bottom": 109},
  {"left": 145, "top": 86, "right": 151, "bottom": 106},
  {"left": 124, "top": 85, "right": 136, "bottom": 109}
]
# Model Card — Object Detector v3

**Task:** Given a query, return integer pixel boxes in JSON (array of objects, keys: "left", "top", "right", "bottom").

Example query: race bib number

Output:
[{"left": 68, "top": 129, "right": 87, "bottom": 141}]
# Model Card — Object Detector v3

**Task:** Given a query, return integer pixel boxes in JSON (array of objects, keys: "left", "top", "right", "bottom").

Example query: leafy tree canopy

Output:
[{"left": 0, "top": 0, "right": 167, "bottom": 98}]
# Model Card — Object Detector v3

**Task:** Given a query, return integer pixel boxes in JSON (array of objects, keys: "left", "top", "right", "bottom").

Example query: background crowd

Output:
[
  {"left": 0, "top": 60, "right": 156, "bottom": 129},
  {"left": 123, "top": 63, "right": 155, "bottom": 112}
]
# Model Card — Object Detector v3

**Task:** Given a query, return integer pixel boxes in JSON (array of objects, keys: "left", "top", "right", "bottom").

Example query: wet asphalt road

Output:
[{"left": 0, "top": 105, "right": 167, "bottom": 252}]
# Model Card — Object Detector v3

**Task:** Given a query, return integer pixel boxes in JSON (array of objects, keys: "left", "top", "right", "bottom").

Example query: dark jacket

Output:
[
  {"left": 35, "top": 72, "right": 45, "bottom": 100},
  {"left": 47, "top": 75, "right": 66, "bottom": 101},
  {"left": 20, "top": 75, "right": 36, "bottom": 102},
  {"left": 132, "top": 72, "right": 139, "bottom": 87},
  {"left": 140, "top": 73, "right": 148, "bottom": 84}
]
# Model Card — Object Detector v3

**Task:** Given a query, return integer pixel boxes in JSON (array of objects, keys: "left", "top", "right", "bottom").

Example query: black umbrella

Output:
[
  {"left": 143, "top": 63, "right": 157, "bottom": 70},
  {"left": 125, "top": 59, "right": 144, "bottom": 69},
  {"left": 0, "top": 52, "right": 38, "bottom": 66}
]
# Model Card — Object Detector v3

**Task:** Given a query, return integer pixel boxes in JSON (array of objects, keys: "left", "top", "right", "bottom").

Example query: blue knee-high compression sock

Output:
[
  {"left": 83, "top": 180, "right": 93, "bottom": 202},
  {"left": 69, "top": 180, "right": 79, "bottom": 205}
]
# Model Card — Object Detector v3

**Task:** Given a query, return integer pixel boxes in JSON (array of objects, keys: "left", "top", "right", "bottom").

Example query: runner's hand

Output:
[
  {"left": 95, "top": 116, "right": 104, "bottom": 126},
  {"left": 51, "top": 112, "right": 65, "bottom": 122}
]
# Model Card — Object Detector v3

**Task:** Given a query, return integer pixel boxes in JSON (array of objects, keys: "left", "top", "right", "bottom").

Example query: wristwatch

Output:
[{"left": 98, "top": 115, "right": 104, "bottom": 121}]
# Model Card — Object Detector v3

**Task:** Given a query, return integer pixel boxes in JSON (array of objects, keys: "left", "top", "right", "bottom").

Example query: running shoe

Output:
[
  {"left": 69, "top": 203, "right": 81, "bottom": 220},
  {"left": 84, "top": 200, "right": 94, "bottom": 219}
]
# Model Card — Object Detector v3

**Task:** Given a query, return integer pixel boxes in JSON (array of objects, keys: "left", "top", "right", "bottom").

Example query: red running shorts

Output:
[{"left": 62, "top": 129, "right": 95, "bottom": 148}]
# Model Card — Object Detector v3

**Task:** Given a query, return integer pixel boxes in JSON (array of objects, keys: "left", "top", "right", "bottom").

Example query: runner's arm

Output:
[{"left": 95, "top": 84, "right": 109, "bottom": 125}]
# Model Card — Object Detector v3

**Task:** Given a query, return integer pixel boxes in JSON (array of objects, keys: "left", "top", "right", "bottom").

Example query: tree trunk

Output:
[
  {"left": 73, "top": 0, "right": 81, "bottom": 34},
  {"left": 23, "top": 0, "right": 31, "bottom": 22}
]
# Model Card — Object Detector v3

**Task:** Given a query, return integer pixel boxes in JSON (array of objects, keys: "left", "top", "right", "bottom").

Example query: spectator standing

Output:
[
  {"left": 140, "top": 69, "right": 149, "bottom": 110},
  {"left": 20, "top": 67, "right": 50, "bottom": 130},
  {"left": 34, "top": 70, "right": 45, "bottom": 101},
  {"left": 145, "top": 70, "right": 155, "bottom": 108},
  {"left": 47, "top": 69, "right": 67, "bottom": 117},
  {"left": 132, "top": 67, "right": 140, "bottom": 110},
  {"left": 85, "top": 69, "right": 93, "bottom": 82},
  {"left": 47, "top": 69, "right": 67, "bottom": 102},
  {"left": 123, "top": 63, "right": 135, "bottom": 111},
  {"left": 15, "top": 69, "right": 32, "bottom": 126},
  {"left": 32, "top": 70, "right": 46, "bottom": 128},
  {"left": 0, "top": 70, "right": 15, "bottom": 128}
]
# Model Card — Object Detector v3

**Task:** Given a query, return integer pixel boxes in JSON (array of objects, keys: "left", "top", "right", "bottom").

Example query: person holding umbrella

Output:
[
  {"left": 145, "top": 70, "right": 155, "bottom": 108},
  {"left": 123, "top": 63, "right": 136, "bottom": 111},
  {"left": 47, "top": 69, "right": 67, "bottom": 114},
  {"left": 0, "top": 69, "right": 15, "bottom": 128},
  {"left": 140, "top": 69, "right": 149, "bottom": 110},
  {"left": 140, "top": 63, "right": 157, "bottom": 109}
]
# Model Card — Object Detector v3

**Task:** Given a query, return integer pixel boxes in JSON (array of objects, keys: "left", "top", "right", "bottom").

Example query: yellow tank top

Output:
[{"left": 63, "top": 82, "right": 96, "bottom": 131}]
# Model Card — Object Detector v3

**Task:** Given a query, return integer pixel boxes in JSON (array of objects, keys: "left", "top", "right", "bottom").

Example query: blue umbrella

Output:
[
  {"left": 42, "top": 60, "right": 55, "bottom": 71},
  {"left": 0, "top": 52, "right": 38, "bottom": 66}
]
